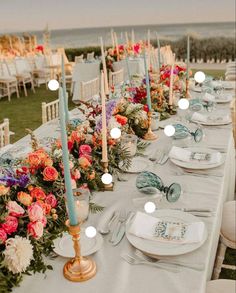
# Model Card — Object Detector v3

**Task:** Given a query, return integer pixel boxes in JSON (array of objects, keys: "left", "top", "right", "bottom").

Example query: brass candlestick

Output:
[
  {"left": 144, "top": 111, "right": 158, "bottom": 141},
  {"left": 186, "top": 78, "right": 190, "bottom": 98},
  {"left": 63, "top": 221, "right": 96, "bottom": 282},
  {"left": 168, "top": 104, "right": 175, "bottom": 115},
  {"left": 101, "top": 160, "right": 114, "bottom": 191}
]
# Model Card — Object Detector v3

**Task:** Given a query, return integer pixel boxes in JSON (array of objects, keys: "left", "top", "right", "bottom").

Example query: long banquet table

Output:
[{"left": 8, "top": 91, "right": 235, "bottom": 293}]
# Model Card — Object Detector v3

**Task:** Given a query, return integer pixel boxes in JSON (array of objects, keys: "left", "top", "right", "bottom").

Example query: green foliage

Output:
[{"left": 65, "top": 37, "right": 235, "bottom": 62}]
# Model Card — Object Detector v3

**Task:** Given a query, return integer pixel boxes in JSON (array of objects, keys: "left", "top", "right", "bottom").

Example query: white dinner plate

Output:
[
  {"left": 158, "top": 118, "right": 176, "bottom": 129},
  {"left": 215, "top": 94, "right": 233, "bottom": 104},
  {"left": 53, "top": 229, "right": 103, "bottom": 258},
  {"left": 126, "top": 209, "right": 207, "bottom": 256},
  {"left": 123, "top": 157, "right": 151, "bottom": 173},
  {"left": 191, "top": 116, "right": 232, "bottom": 126},
  {"left": 169, "top": 147, "right": 225, "bottom": 170}
]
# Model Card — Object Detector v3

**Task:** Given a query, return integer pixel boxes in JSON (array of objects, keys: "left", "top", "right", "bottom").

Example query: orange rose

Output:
[
  {"left": 78, "top": 157, "right": 91, "bottom": 169},
  {"left": 44, "top": 157, "right": 53, "bottom": 167},
  {"left": 17, "top": 191, "right": 32, "bottom": 206},
  {"left": 115, "top": 114, "right": 128, "bottom": 126},
  {"left": 70, "top": 131, "right": 81, "bottom": 143},
  {"left": 88, "top": 171, "right": 95, "bottom": 180},
  {"left": 30, "top": 187, "right": 46, "bottom": 200},
  {"left": 0, "top": 185, "right": 10, "bottom": 196},
  {"left": 43, "top": 166, "right": 58, "bottom": 181},
  {"left": 28, "top": 153, "right": 41, "bottom": 167},
  {"left": 37, "top": 201, "right": 51, "bottom": 215},
  {"left": 35, "top": 149, "right": 48, "bottom": 161}
]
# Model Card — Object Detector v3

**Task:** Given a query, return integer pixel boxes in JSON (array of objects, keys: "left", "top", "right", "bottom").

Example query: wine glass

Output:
[{"left": 136, "top": 171, "right": 181, "bottom": 203}]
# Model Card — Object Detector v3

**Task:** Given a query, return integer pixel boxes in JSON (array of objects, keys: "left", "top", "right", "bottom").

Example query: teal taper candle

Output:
[
  {"left": 61, "top": 55, "right": 69, "bottom": 124},
  {"left": 143, "top": 50, "right": 152, "bottom": 111},
  {"left": 59, "top": 87, "right": 78, "bottom": 226}
]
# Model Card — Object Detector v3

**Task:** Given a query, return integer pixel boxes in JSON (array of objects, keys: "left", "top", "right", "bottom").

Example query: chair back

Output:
[
  {"left": 4, "top": 59, "right": 17, "bottom": 76},
  {"left": 80, "top": 77, "right": 99, "bottom": 101},
  {"left": 109, "top": 69, "right": 124, "bottom": 87},
  {"left": 0, "top": 118, "right": 10, "bottom": 148},
  {"left": 42, "top": 99, "right": 60, "bottom": 124},
  {"left": 87, "top": 52, "right": 95, "bottom": 61},
  {"left": 75, "top": 55, "right": 84, "bottom": 63},
  {"left": 15, "top": 58, "right": 31, "bottom": 75}
]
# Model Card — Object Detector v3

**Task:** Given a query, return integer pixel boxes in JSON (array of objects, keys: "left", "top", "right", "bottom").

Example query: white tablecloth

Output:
[
  {"left": 72, "top": 61, "right": 100, "bottom": 102},
  {"left": 8, "top": 98, "right": 235, "bottom": 293},
  {"left": 113, "top": 58, "right": 145, "bottom": 80}
]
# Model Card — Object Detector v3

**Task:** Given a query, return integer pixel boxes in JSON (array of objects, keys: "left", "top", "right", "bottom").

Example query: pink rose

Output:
[
  {"left": 79, "top": 145, "right": 92, "bottom": 156},
  {"left": 27, "top": 221, "right": 44, "bottom": 239},
  {"left": 0, "top": 228, "right": 7, "bottom": 244},
  {"left": 71, "top": 179, "right": 77, "bottom": 189},
  {"left": 2, "top": 216, "right": 18, "bottom": 234},
  {"left": 73, "top": 169, "right": 81, "bottom": 180},
  {"left": 41, "top": 216, "right": 47, "bottom": 227},
  {"left": 28, "top": 202, "right": 44, "bottom": 222},
  {"left": 6, "top": 201, "right": 25, "bottom": 217},
  {"left": 45, "top": 194, "right": 57, "bottom": 208}
]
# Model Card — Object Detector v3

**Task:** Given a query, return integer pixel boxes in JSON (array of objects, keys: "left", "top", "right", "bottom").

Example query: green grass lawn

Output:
[
  {"left": 0, "top": 69, "right": 225, "bottom": 143},
  {"left": 192, "top": 69, "right": 225, "bottom": 79},
  {"left": 0, "top": 86, "right": 75, "bottom": 143}
]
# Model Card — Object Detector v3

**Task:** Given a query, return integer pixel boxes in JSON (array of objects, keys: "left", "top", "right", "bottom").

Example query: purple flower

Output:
[
  {"left": 0, "top": 169, "right": 29, "bottom": 188},
  {"left": 96, "top": 100, "right": 117, "bottom": 132}
]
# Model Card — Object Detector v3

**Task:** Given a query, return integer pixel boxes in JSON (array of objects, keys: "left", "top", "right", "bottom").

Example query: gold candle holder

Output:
[
  {"left": 168, "top": 104, "right": 175, "bottom": 115},
  {"left": 101, "top": 161, "right": 114, "bottom": 191},
  {"left": 186, "top": 78, "right": 190, "bottom": 98},
  {"left": 63, "top": 221, "right": 96, "bottom": 282},
  {"left": 144, "top": 111, "right": 158, "bottom": 141}
]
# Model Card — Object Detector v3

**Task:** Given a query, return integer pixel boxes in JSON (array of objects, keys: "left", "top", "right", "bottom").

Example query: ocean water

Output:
[{"left": 25, "top": 22, "right": 236, "bottom": 48}]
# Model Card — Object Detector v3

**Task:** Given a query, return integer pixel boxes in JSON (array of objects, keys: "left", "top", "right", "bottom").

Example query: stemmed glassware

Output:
[
  {"left": 136, "top": 171, "right": 181, "bottom": 203},
  {"left": 172, "top": 123, "right": 203, "bottom": 143}
]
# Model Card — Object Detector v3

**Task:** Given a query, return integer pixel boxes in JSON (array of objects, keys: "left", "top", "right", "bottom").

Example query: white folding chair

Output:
[
  {"left": 87, "top": 52, "right": 95, "bottom": 62},
  {"left": 0, "top": 118, "right": 10, "bottom": 148},
  {"left": 109, "top": 69, "right": 124, "bottom": 87},
  {"left": 14, "top": 58, "right": 35, "bottom": 96},
  {"left": 42, "top": 99, "right": 60, "bottom": 124},
  {"left": 75, "top": 55, "right": 84, "bottom": 63},
  {"left": 80, "top": 77, "right": 99, "bottom": 101},
  {"left": 0, "top": 60, "right": 19, "bottom": 101},
  {"left": 33, "top": 56, "right": 50, "bottom": 88}
]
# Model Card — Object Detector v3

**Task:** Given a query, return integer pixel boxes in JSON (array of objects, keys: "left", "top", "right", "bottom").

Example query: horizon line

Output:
[{"left": 0, "top": 20, "right": 235, "bottom": 34}]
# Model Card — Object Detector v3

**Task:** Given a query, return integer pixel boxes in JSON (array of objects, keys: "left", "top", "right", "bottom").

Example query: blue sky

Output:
[{"left": 0, "top": 0, "right": 235, "bottom": 32}]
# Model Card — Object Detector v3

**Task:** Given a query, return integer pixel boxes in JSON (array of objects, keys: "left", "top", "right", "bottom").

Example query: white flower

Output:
[
  {"left": 53, "top": 149, "right": 62, "bottom": 158},
  {"left": 3, "top": 236, "right": 33, "bottom": 274}
]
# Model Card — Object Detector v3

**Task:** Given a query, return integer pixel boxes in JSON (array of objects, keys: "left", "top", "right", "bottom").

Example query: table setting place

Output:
[{"left": 0, "top": 39, "right": 235, "bottom": 293}]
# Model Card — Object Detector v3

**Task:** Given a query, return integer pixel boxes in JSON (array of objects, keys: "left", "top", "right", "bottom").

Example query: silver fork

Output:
[
  {"left": 135, "top": 250, "right": 205, "bottom": 271},
  {"left": 121, "top": 254, "right": 179, "bottom": 273}
]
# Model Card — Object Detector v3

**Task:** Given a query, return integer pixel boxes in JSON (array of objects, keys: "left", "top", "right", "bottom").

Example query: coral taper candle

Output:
[
  {"left": 111, "top": 29, "right": 115, "bottom": 48},
  {"left": 100, "top": 37, "right": 109, "bottom": 96},
  {"left": 143, "top": 49, "right": 152, "bottom": 111},
  {"left": 101, "top": 71, "right": 108, "bottom": 162},
  {"left": 59, "top": 87, "right": 78, "bottom": 226},
  {"left": 169, "top": 59, "right": 174, "bottom": 106},
  {"left": 61, "top": 55, "right": 69, "bottom": 124}
]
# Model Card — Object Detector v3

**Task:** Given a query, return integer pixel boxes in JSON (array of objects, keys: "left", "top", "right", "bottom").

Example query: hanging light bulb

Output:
[
  {"left": 85, "top": 226, "right": 97, "bottom": 238},
  {"left": 194, "top": 71, "right": 206, "bottom": 83},
  {"left": 144, "top": 201, "right": 156, "bottom": 213},
  {"left": 178, "top": 98, "right": 189, "bottom": 110},
  {"left": 164, "top": 125, "right": 175, "bottom": 137},
  {"left": 110, "top": 127, "right": 121, "bottom": 139},
  {"left": 101, "top": 173, "right": 113, "bottom": 185},
  {"left": 48, "top": 79, "right": 59, "bottom": 91}
]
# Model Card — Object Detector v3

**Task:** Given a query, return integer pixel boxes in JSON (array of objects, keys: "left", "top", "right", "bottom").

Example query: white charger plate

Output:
[
  {"left": 53, "top": 229, "right": 103, "bottom": 258},
  {"left": 191, "top": 116, "right": 231, "bottom": 126},
  {"left": 126, "top": 209, "right": 207, "bottom": 256},
  {"left": 215, "top": 94, "right": 233, "bottom": 104},
  {"left": 170, "top": 147, "right": 225, "bottom": 170},
  {"left": 123, "top": 157, "right": 151, "bottom": 173}
]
